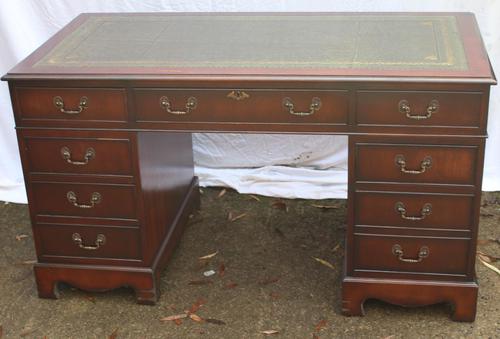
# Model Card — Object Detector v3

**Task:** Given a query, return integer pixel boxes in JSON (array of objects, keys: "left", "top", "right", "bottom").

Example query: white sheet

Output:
[{"left": 1, "top": 0, "right": 499, "bottom": 203}]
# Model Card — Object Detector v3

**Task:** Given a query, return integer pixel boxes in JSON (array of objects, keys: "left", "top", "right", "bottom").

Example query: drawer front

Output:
[
  {"left": 24, "top": 136, "right": 133, "bottom": 176},
  {"left": 353, "top": 234, "right": 469, "bottom": 276},
  {"left": 356, "top": 90, "right": 482, "bottom": 128},
  {"left": 355, "top": 191, "right": 474, "bottom": 230},
  {"left": 15, "top": 87, "right": 128, "bottom": 123},
  {"left": 31, "top": 182, "right": 137, "bottom": 220},
  {"left": 355, "top": 143, "right": 478, "bottom": 185},
  {"left": 35, "top": 223, "right": 141, "bottom": 261},
  {"left": 134, "top": 89, "right": 349, "bottom": 125}
]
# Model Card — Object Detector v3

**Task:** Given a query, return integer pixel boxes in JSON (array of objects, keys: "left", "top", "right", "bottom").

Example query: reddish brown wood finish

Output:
[
  {"left": 31, "top": 182, "right": 138, "bottom": 220},
  {"left": 135, "top": 88, "right": 349, "bottom": 125},
  {"left": 356, "top": 90, "right": 483, "bottom": 128},
  {"left": 24, "top": 136, "right": 133, "bottom": 176},
  {"left": 355, "top": 143, "right": 479, "bottom": 186},
  {"left": 352, "top": 234, "right": 470, "bottom": 277},
  {"left": 354, "top": 191, "right": 474, "bottom": 230},
  {"left": 342, "top": 277, "right": 478, "bottom": 322},
  {"left": 1, "top": 12, "right": 495, "bottom": 322},
  {"left": 35, "top": 223, "right": 142, "bottom": 261},
  {"left": 15, "top": 87, "right": 128, "bottom": 123}
]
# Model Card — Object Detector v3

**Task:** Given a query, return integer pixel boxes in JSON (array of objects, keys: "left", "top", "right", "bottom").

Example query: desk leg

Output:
[{"left": 342, "top": 277, "right": 478, "bottom": 322}]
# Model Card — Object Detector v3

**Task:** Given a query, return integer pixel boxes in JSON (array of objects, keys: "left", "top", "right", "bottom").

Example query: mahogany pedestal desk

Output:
[{"left": 2, "top": 13, "right": 496, "bottom": 322}]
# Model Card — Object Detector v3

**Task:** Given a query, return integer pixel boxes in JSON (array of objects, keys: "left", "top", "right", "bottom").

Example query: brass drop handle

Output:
[
  {"left": 72, "top": 233, "right": 106, "bottom": 250},
  {"left": 159, "top": 96, "right": 197, "bottom": 115},
  {"left": 395, "top": 202, "right": 432, "bottom": 221},
  {"left": 283, "top": 97, "right": 321, "bottom": 116},
  {"left": 66, "top": 191, "right": 101, "bottom": 209},
  {"left": 399, "top": 99, "right": 439, "bottom": 120},
  {"left": 53, "top": 96, "right": 88, "bottom": 114},
  {"left": 60, "top": 146, "right": 95, "bottom": 165},
  {"left": 395, "top": 154, "right": 432, "bottom": 174},
  {"left": 392, "top": 244, "right": 429, "bottom": 263}
]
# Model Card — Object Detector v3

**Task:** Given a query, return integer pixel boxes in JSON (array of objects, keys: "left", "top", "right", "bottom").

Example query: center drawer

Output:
[
  {"left": 134, "top": 89, "right": 349, "bottom": 125},
  {"left": 31, "top": 182, "right": 137, "bottom": 220}
]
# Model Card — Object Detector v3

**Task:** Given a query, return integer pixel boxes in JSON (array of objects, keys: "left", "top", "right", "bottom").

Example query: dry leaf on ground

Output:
[
  {"left": 271, "top": 200, "right": 288, "bottom": 212},
  {"left": 480, "top": 212, "right": 494, "bottom": 217},
  {"left": 331, "top": 244, "right": 341, "bottom": 253},
  {"left": 314, "top": 319, "right": 327, "bottom": 332},
  {"left": 477, "top": 237, "right": 500, "bottom": 246},
  {"left": 217, "top": 189, "right": 227, "bottom": 198},
  {"left": 189, "top": 314, "right": 204, "bottom": 322},
  {"left": 260, "top": 329, "right": 280, "bottom": 335},
  {"left": 108, "top": 328, "right": 118, "bottom": 339},
  {"left": 160, "top": 314, "right": 188, "bottom": 322},
  {"left": 189, "top": 297, "right": 207, "bottom": 314},
  {"left": 259, "top": 276, "right": 280, "bottom": 285},
  {"left": 22, "top": 260, "right": 37, "bottom": 265},
  {"left": 198, "top": 251, "right": 218, "bottom": 260},
  {"left": 249, "top": 194, "right": 261, "bottom": 202},
  {"left": 20, "top": 328, "right": 37, "bottom": 337},
  {"left": 228, "top": 212, "right": 247, "bottom": 222},
  {"left": 274, "top": 228, "right": 285, "bottom": 238},
  {"left": 311, "top": 204, "right": 339, "bottom": 209},
  {"left": 174, "top": 319, "right": 183, "bottom": 326},
  {"left": 224, "top": 282, "right": 238, "bottom": 289},
  {"left": 218, "top": 263, "right": 226, "bottom": 277},
  {"left": 478, "top": 256, "right": 500, "bottom": 275},
  {"left": 15, "top": 234, "right": 28, "bottom": 241},
  {"left": 477, "top": 251, "right": 500, "bottom": 263},
  {"left": 205, "top": 318, "right": 226, "bottom": 325},
  {"left": 313, "top": 257, "right": 335, "bottom": 270}
]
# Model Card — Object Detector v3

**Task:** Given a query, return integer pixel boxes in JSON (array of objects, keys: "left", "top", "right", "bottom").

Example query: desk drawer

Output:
[
  {"left": 356, "top": 90, "right": 482, "bottom": 128},
  {"left": 134, "top": 89, "right": 349, "bottom": 125},
  {"left": 35, "top": 223, "right": 141, "bottom": 261},
  {"left": 24, "top": 136, "right": 133, "bottom": 176},
  {"left": 15, "top": 87, "right": 128, "bottom": 123},
  {"left": 355, "top": 191, "right": 474, "bottom": 230},
  {"left": 31, "top": 182, "right": 137, "bottom": 220},
  {"left": 355, "top": 143, "right": 478, "bottom": 185},
  {"left": 353, "top": 234, "right": 470, "bottom": 277}
]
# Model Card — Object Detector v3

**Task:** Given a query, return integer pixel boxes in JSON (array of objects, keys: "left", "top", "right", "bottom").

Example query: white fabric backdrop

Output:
[{"left": 1, "top": 0, "right": 499, "bottom": 203}]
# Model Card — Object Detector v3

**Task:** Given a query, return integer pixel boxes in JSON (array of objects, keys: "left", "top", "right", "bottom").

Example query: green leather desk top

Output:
[{"left": 3, "top": 13, "right": 495, "bottom": 82}]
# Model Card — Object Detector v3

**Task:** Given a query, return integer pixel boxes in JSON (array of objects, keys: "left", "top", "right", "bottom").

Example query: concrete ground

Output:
[{"left": 0, "top": 188, "right": 499, "bottom": 338}]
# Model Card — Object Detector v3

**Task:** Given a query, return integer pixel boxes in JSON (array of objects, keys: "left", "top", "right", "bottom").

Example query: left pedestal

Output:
[{"left": 17, "top": 129, "right": 199, "bottom": 304}]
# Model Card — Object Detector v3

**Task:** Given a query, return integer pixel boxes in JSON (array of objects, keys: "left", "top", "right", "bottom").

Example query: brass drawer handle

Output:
[
  {"left": 66, "top": 191, "right": 101, "bottom": 209},
  {"left": 72, "top": 233, "right": 106, "bottom": 250},
  {"left": 283, "top": 97, "right": 321, "bottom": 116},
  {"left": 159, "top": 96, "right": 197, "bottom": 115},
  {"left": 53, "top": 96, "right": 88, "bottom": 114},
  {"left": 398, "top": 99, "right": 439, "bottom": 120},
  {"left": 60, "top": 146, "right": 95, "bottom": 165},
  {"left": 395, "top": 202, "right": 432, "bottom": 221},
  {"left": 392, "top": 244, "right": 429, "bottom": 263},
  {"left": 395, "top": 154, "right": 432, "bottom": 174}
]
